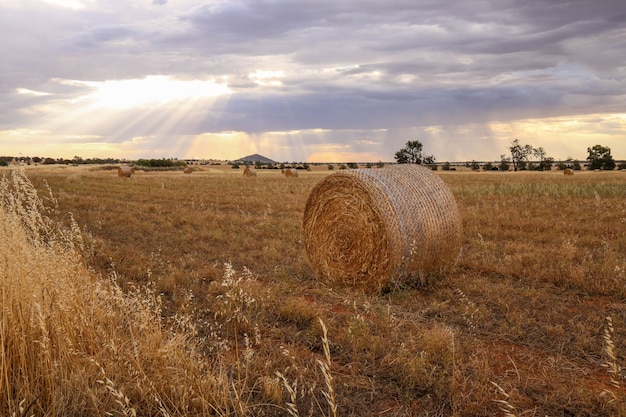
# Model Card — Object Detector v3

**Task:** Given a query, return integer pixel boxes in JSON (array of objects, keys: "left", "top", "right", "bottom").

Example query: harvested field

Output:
[{"left": 4, "top": 164, "right": 626, "bottom": 416}]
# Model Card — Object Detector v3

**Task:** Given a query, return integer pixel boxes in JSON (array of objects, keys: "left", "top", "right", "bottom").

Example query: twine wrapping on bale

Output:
[
  {"left": 302, "top": 164, "right": 462, "bottom": 291},
  {"left": 243, "top": 166, "right": 257, "bottom": 177},
  {"left": 117, "top": 166, "right": 135, "bottom": 177}
]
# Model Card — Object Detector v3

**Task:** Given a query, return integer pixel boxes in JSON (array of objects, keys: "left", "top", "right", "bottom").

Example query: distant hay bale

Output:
[
  {"left": 243, "top": 166, "right": 257, "bottom": 177},
  {"left": 302, "top": 164, "right": 462, "bottom": 291},
  {"left": 563, "top": 168, "right": 574, "bottom": 176},
  {"left": 283, "top": 168, "right": 298, "bottom": 178},
  {"left": 183, "top": 166, "right": 193, "bottom": 174},
  {"left": 117, "top": 166, "right": 135, "bottom": 177}
]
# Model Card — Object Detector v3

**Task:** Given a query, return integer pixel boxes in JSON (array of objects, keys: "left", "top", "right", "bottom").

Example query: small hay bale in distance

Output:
[
  {"left": 302, "top": 164, "right": 462, "bottom": 292},
  {"left": 563, "top": 168, "right": 574, "bottom": 176},
  {"left": 183, "top": 166, "right": 193, "bottom": 174},
  {"left": 283, "top": 168, "right": 298, "bottom": 178},
  {"left": 117, "top": 166, "right": 135, "bottom": 177},
  {"left": 243, "top": 166, "right": 257, "bottom": 177}
]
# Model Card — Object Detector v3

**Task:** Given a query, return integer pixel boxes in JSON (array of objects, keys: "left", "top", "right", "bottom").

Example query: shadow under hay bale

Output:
[{"left": 302, "top": 164, "right": 462, "bottom": 292}]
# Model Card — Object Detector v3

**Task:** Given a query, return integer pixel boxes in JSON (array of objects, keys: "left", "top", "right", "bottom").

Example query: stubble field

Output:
[{"left": 2, "top": 163, "right": 626, "bottom": 416}]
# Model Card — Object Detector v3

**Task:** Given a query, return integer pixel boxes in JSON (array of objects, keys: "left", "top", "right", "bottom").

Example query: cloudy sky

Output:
[{"left": 1, "top": 0, "right": 625, "bottom": 162}]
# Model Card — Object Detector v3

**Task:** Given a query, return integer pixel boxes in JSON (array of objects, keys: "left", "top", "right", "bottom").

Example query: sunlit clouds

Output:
[
  {"left": 1, "top": 0, "right": 626, "bottom": 162},
  {"left": 65, "top": 76, "right": 231, "bottom": 109},
  {"left": 248, "top": 70, "right": 284, "bottom": 87}
]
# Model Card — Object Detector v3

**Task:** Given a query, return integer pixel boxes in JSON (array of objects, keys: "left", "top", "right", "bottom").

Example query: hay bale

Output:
[
  {"left": 302, "top": 164, "right": 462, "bottom": 291},
  {"left": 183, "top": 167, "right": 193, "bottom": 174},
  {"left": 283, "top": 168, "right": 298, "bottom": 178},
  {"left": 117, "top": 166, "right": 135, "bottom": 177},
  {"left": 563, "top": 168, "right": 574, "bottom": 176},
  {"left": 243, "top": 166, "right": 257, "bottom": 177}
]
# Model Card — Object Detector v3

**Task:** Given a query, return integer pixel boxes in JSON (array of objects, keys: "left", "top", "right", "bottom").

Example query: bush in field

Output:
[{"left": 498, "top": 157, "right": 510, "bottom": 172}]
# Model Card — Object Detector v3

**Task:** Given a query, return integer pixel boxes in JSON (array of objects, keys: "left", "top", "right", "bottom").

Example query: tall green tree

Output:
[
  {"left": 509, "top": 139, "right": 533, "bottom": 171},
  {"left": 394, "top": 140, "right": 435, "bottom": 165},
  {"left": 587, "top": 145, "right": 616, "bottom": 170}
]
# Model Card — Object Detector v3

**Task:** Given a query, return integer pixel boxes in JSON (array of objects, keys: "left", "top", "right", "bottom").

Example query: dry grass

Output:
[{"left": 3, "top": 164, "right": 626, "bottom": 416}]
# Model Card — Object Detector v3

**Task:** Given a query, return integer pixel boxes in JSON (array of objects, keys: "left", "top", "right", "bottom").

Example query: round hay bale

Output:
[
  {"left": 563, "top": 168, "right": 574, "bottom": 176},
  {"left": 117, "top": 166, "right": 134, "bottom": 177},
  {"left": 243, "top": 166, "right": 257, "bottom": 177},
  {"left": 183, "top": 166, "right": 193, "bottom": 174},
  {"left": 302, "top": 164, "right": 462, "bottom": 291},
  {"left": 284, "top": 168, "right": 298, "bottom": 178}
]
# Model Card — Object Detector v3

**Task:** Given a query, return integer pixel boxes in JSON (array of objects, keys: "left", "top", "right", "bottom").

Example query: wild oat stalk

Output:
[
  {"left": 490, "top": 381, "right": 517, "bottom": 417},
  {"left": 276, "top": 372, "right": 300, "bottom": 417},
  {"left": 601, "top": 316, "right": 623, "bottom": 406},
  {"left": 317, "top": 319, "right": 338, "bottom": 417}
]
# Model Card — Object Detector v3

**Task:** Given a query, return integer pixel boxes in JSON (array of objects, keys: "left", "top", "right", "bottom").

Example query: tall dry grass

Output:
[{"left": 0, "top": 168, "right": 231, "bottom": 416}]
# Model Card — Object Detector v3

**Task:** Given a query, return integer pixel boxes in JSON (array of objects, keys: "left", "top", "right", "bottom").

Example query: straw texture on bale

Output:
[
  {"left": 183, "top": 166, "right": 193, "bottom": 174},
  {"left": 243, "top": 166, "right": 257, "bottom": 177},
  {"left": 563, "top": 168, "right": 574, "bottom": 176},
  {"left": 117, "top": 166, "right": 135, "bottom": 177},
  {"left": 302, "top": 164, "right": 462, "bottom": 291}
]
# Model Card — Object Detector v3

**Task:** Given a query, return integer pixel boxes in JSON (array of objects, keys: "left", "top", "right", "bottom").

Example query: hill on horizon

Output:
[{"left": 234, "top": 154, "right": 276, "bottom": 164}]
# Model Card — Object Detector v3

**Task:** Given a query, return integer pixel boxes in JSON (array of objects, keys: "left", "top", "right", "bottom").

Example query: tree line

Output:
[{"left": 394, "top": 140, "right": 625, "bottom": 171}]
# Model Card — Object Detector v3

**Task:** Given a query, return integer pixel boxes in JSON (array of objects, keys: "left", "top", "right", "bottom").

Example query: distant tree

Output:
[
  {"left": 509, "top": 139, "right": 533, "bottom": 171},
  {"left": 482, "top": 162, "right": 493, "bottom": 171},
  {"left": 376, "top": 160, "right": 385, "bottom": 168},
  {"left": 327, "top": 164, "right": 334, "bottom": 170},
  {"left": 533, "top": 147, "right": 554, "bottom": 171},
  {"left": 618, "top": 161, "right": 626, "bottom": 170},
  {"left": 441, "top": 161, "right": 451, "bottom": 171},
  {"left": 394, "top": 140, "right": 435, "bottom": 165},
  {"left": 135, "top": 158, "right": 185, "bottom": 168},
  {"left": 498, "top": 155, "right": 511, "bottom": 172},
  {"left": 587, "top": 144, "right": 616, "bottom": 170},
  {"left": 572, "top": 160, "right": 582, "bottom": 170},
  {"left": 470, "top": 160, "right": 480, "bottom": 171},
  {"left": 347, "top": 162, "right": 358, "bottom": 169},
  {"left": 338, "top": 164, "right": 347, "bottom": 170}
]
